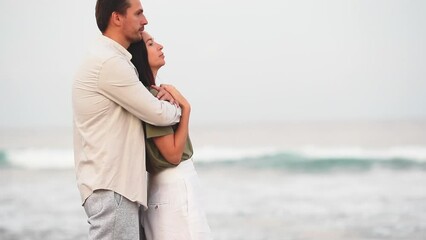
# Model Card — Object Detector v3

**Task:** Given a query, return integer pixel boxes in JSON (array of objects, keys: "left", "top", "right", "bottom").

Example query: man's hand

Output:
[
  {"left": 151, "top": 85, "right": 179, "bottom": 107},
  {"left": 156, "top": 84, "right": 190, "bottom": 111}
]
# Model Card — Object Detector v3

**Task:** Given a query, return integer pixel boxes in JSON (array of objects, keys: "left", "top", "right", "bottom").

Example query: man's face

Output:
[{"left": 121, "top": 0, "right": 148, "bottom": 43}]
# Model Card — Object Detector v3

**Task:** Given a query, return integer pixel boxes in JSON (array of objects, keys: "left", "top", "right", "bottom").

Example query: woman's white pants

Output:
[{"left": 142, "top": 159, "right": 212, "bottom": 240}]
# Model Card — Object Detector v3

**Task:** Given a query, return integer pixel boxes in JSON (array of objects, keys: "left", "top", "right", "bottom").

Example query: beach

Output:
[
  {"left": 1, "top": 121, "right": 426, "bottom": 240},
  {"left": 1, "top": 166, "right": 425, "bottom": 240}
]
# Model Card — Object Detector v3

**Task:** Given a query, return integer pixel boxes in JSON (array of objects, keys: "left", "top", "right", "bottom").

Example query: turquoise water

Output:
[
  {"left": 0, "top": 150, "right": 8, "bottom": 167},
  {"left": 201, "top": 153, "right": 426, "bottom": 172}
]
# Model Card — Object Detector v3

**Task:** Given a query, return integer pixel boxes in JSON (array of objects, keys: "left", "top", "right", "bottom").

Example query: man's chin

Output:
[{"left": 129, "top": 35, "right": 143, "bottom": 43}]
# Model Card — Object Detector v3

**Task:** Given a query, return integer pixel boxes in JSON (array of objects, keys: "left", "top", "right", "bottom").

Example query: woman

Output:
[{"left": 128, "top": 32, "right": 212, "bottom": 240}]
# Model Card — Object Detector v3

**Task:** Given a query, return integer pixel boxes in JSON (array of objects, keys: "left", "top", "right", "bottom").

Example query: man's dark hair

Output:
[{"left": 95, "top": 0, "right": 131, "bottom": 33}]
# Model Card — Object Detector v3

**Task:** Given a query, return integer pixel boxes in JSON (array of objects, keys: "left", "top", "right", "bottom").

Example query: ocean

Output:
[{"left": 1, "top": 121, "right": 426, "bottom": 240}]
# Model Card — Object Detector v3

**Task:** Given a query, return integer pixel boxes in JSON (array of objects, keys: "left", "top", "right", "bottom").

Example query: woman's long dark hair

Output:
[{"left": 128, "top": 40, "right": 156, "bottom": 87}]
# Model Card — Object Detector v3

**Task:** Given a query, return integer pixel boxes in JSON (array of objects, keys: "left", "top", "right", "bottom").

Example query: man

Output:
[{"left": 72, "top": 0, "right": 181, "bottom": 239}]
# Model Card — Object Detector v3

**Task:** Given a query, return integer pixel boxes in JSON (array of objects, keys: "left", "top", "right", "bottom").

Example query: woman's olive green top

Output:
[{"left": 144, "top": 89, "right": 193, "bottom": 174}]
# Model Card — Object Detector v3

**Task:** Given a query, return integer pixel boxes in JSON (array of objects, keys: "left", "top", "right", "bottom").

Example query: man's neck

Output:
[{"left": 103, "top": 31, "right": 130, "bottom": 49}]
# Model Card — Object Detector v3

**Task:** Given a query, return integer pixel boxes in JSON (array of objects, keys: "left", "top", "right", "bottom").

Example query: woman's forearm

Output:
[
  {"left": 153, "top": 106, "right": 191, "bottom": 165},
  {"left": 152, "top": 84, "right": 192, "bottom": 164},
  {"left": 171, "top": 107, "right": 190, "bottom": 163}
]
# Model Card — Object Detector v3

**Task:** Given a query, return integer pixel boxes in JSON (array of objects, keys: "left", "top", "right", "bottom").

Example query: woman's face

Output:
[{"left": 142, "top": 32, "right": 165, "bottom": 70}]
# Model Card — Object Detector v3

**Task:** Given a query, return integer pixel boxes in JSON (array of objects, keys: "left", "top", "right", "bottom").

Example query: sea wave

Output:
[
  {"left": 193, "top": 146, "right": 426, "bottom": 171},
  {"left": 0, "top": 148, "right": 74, "bottom": 169},
  {"left": 1, "top": 146, "right": 426, "bottom": 171}
]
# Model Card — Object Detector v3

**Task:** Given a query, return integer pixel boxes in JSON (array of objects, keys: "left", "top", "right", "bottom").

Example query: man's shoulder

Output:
[
  {"left": 88, "top": 42, "right": 123, "bottom": 63},
  {"left": 74, "top": 44, "right": 127, "bottom": 81},
  {"left": 75, "top": 46, "right": 119, "bottom": 75}
]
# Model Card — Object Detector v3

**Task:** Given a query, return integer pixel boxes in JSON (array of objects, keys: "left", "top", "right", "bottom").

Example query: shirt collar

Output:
[{"left": 100, "top": 35, "right": 132, "bottom": 61}]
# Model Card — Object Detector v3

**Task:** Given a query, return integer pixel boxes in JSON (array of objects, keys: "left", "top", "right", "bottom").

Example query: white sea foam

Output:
[
  {"left": 192, "top": 146, "right": 280, "bottom": 162},
  {"left": 6, "top": 148, "right": 74, "bottom": 169}
]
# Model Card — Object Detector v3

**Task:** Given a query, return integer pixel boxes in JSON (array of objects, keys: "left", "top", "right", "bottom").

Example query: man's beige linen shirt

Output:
[{"left": 72, "top": 36, "right": 181, "bottom": 207}]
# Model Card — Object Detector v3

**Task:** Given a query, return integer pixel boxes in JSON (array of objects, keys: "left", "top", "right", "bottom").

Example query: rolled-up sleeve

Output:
[{"left": 97, "top": 56, "right": 181, "bottom": 126}]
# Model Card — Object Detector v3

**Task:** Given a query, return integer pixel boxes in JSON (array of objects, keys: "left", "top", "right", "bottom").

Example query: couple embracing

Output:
[{"left": 72, "top": 0, "right": 212, "bottom": 239}]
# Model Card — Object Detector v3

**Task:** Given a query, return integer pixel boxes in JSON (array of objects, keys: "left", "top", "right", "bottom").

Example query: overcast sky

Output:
[{"left": 0, "top": 0, "right": 425, "bottom": 128}]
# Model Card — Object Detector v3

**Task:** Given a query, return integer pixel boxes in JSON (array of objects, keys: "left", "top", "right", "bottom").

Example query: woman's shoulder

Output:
[{"left": 149, "top": 87, "right": 158, "bottom": 96}]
